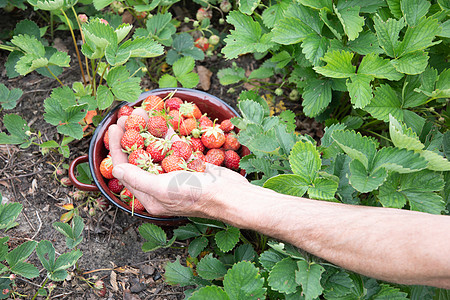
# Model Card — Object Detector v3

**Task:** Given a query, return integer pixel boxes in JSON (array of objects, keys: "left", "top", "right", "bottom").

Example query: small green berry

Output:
[
  {"left": 227, "top": 87, "right": 236, "bottom": 93},
  {"left": 289, "top": 89, "right": 300, "bottom": 101},
  {"left": 219, "top": 18, "right": 225, "bottom": 25},
  {"left": 193, "top": 20, "right": 199, "bottom": 27},
  {"left": 274, "top": 88, "right": 283, "bottom": 96},
  {"left": 208, "top": 35, "right": 220, "bottom": 46},
  {"left": 184, "top": 17, "right": 190, "bottom": 23}
]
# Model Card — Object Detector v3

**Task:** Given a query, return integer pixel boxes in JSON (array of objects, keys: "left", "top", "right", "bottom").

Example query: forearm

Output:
[{"left": 204, "top": 184, "right": 450, "bottom": 288}]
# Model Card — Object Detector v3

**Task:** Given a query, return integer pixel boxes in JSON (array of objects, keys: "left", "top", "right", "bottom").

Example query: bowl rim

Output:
[{"left": 88, "top": 88, "right": 240, "bottom": 221}]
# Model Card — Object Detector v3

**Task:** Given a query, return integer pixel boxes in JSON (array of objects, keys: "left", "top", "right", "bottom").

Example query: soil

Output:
[{"left": 0, "top": 5, "right": 323, "bottom": 300}]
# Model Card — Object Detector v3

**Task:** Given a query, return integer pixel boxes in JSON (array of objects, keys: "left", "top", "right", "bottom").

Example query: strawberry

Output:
[
  {"left": 118, "top": 105, "right": 133, "bottom": 118},
  {"left": 199, "top": 115, "right": 213, "bottom": 130},
  {"left": 196, "top": 8, "right": 212, "bottom": 21},
  {"left": 224, "top": 150, "right": 240, "bottom": 170},
  {"left": 189, "top": 137, "right": 205, "bottom": 153},
  {"left": 103, "top": 130, "right": 109, "bottom": 150},
  {"left": 194, "top": 37, "right": 209, "bottom": 52},
  {"left": 205, "top": 148, "right": 225, "bottom": 166},
  {"left": 168, "top": 110, "right": 181, "bottom": 130},
  {"left": 187, "top": 158, "right": 206, "bottom": 172},
  {"left": 146, "top": 139, "right": 171, "bottom": 162},
  {"left": 130, "top": 198, "right": 146, "bottom": 212},
  {"left": 171, "top": 140, "right": 193, "bottom": 160},
  {"left": 219, "top": 119, "right": 234, "bottom": 133},
  {"left": 147, "top": 116, "right": 168, "bottom": 138},
  {"left": 108, "top": 178, "right": 124, "bottom": 194},
  {"left": 121, "top": 129, "right": 145, "bottom": 151},
  {"left": 162, "top": 154, "right": 186, "bottom": 173},
  {"left": 179, "top": 118, "right": 197, "bottom": 136},
  {"left": 124, "top": 114, "right": 147, "bottom": 132},
  {"left": 142, "top": 95, "right": 164, "bottom": 111},
  {"left": 100, "top": 155, "right": 114, "bottom": 179},
  {"left": 223, "top": 132, "right": 241, "bottom": 151},
  {"left": 192, "top": 150, "right": 206, "bottom": 162},
  {"left": 179, "top": 102, "right": 202, "bottom": 119},
  {"left": 165, "top": 97, "right": 183, "bottom": 111},
  {"left": 120, "top": 187, "right": 133, "bottom": 203},
  {"left": 128, "top": 148, "right": 150, "bottom": 165},
  {"left": 201, "top": 125, "right": 225, "bottom": 149}
]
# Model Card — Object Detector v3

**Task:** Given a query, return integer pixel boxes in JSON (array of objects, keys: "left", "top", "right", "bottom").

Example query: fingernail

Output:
[{"left": 112, "top": 165, "right": 124, "bottom": 179}]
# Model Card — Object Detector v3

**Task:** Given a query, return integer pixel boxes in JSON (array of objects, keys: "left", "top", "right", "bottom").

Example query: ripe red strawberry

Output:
[
  {"left": 192, "top": 150, "right": 206, "bottom": 162},
  {"left": 220, "top": 119, "right": 234, "bottom": 133},
  {"left": 187, "top": 158, "right": 206, "bottom": 172},
  {"left": 147, "top": 116, "right": 168, "bottom": 138},
  {"left": 118, "top": 105, "right": 133, "bottom": 118},
  {"left": 130, "top": 198, "right": 145, "bottom": 212},
  {"left": 121, "top": 129, "right": 145, "bottom": 151},
  {"left": 195, "top": 37, "right": 209, "bottom": 52},
  {"left": 165, "top": 97, "right": 183, "bottom": 111},
  {"left": 125, "top": 114, "right": 147, "bottom": 132},
  {"left": 108, "top": 178, "right": 124, "bottom": 194},
  {"left": 168, "top": 110, "right": 181, "bottom": 130},
  {"left": 205, "top": 148, "right": 225, "bottom": 166},
  {"left": 201, "top": 125, "right": 225, "bottom": 149},
  {"left": 171, "top": 140, "right": 192, "bottom": 160},
  {"left": 224, "top": 150, "right": 240, "bottom": 170},
  {"left": 223, "top": 132, "right": 241, "bottom": 151},
  {"left": 199, "top": 115, "right": 213, "bottom": 130},
  {"left": 103, "top": 130, "right": 109, "bottom": 150},
  {"left": 100, "top": 155, "right": 114, "bottom": 179},
  {"left": 189, "top": 137, "right": 205, "bottom": 153},
  {"left": 142, "top": 95, "right": 164, "bottom": 111},
  {"left": 179, "top": 102, "right": 202, "bottom": 119},
  {"left": 128, "top": 148, "right": 150, "bottom": 165},
  {"left": 146, "top": 139, "right": 171, "bottom": 162},
  {"left": 179, "top": 118, "right": 197, "bottom": 136},
  {"left": 162, "top": 154, "right": 186, "bottom": 173},
  {"left": 120, "top": 187, "right": 133, "bottom": 203}
]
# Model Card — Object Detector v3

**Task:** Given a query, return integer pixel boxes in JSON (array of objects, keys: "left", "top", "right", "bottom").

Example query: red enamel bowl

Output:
[{"left": 69, "top": 88, "right": 249, "bottom": 226}]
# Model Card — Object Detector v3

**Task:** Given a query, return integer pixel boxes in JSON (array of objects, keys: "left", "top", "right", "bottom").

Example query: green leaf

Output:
[
  {"left": 299, "top": 0, "right": 332, "bottom": 11},
  {"left": 386, "top": 0, "right": 402, "bottom": 18},
  {"left": 389, "top": 114, "right": 424, "bottom": 151},
  {"left": 290, "top": 141, "right": 321, "bottom": 183},
  {"left": 248, "top": 67, "right": 274, "bottom": 80},
  {"left": 36, "top": 240, "right": 55, "bottom": 273},
  {"left": 372, "top": 147, "right": 427, "bottom": 173},
  {"left": 346, "top": 74, "right": 373, "bottom": 109},
  {"left": 93, "top": 0, "right": 113, "bottom": 10},
  {"left": 334, "top": 4, "right": 364, "bottom": 41},
  {"left": 301, "top": 34, "right": 329, "bottom": 66},
  {"left": 0, "top": 203, "right": 23, "bottom": 231},
  {"left": 347, "top": 31, "right": 383, "bottom": 55},
  {"left": 332, "top": 130, "right": 378, "bottom": 169},
  {"left": 48, "top": 51, "right": 70, "bottom": 67},
  {"left": 10, "top": 261, "right": 39, "bottom": 279},
  {"left": 223, "top": 11, "right": 275, "bottom": 59},
  {"left": 261, "top": 0, "right": 291, "bottom": 29},
  {"left": 263, "top": 174, "right": 309, "bottom": 197},
  {"left": 400, "top": 0, "right": 430, "bottom": 26},
  {"left": 372, "top": 283, "right": 409, "bottom": 299},
  {"left": 349, "top": 159, "right": 388, "bottom": 193},
  {"left": 82, "top": 19, "right": 117, "bottom": 59},
  {"left": 188, "top": 236, "right": 208, "bottom": 258},
  {"left": 190, "top": 286, "right": 229, "bottom": 300},
  {"left": 197, "top": 254, "right": 227, "bottom": 280},
  {"left": 259, "top": 249, "right": 286, "bottom": 271},
  {"left": 215, "top": 226, "right": 240, "bottom": 253},
  {"left": 0, "top": 114, "right": 32, "bottom": 147},
  {"left": 96, "top": 85, "right": 114, "bottom": 110},
  {"left": 271, "top": 17, "right": 313, "bottom": 45},
  {"left": 295, "top": 261, "right": 325, "bottom": 300},
  {"left": 52, "top": 222, "right": 73, "bottom": 239},
  {"left": 218, "top": 67, "right": 246, "bottom": 85},
  {"left": 237, "top": 100, "right": 265, "bottom": 125},
  {"left": 173, "top": 223, "right": 203, "bottom": 240},
  {"left": 76, "top": 162, "right": 93, "bottom": 185},
  {"left": 234, "top": 244, "right": 256, "bottom": 262},
  {"left": 223, "top": 261, "right": 266, "bottom": 300},
  {"left": 11, "top": 34, "right": 45, "bottom": 57},
  {"left": 0, "top": 84, "right": 22, "bottom": 110},
  {"left": 308, "top": 177, "right": 338, "bottom": 201},
  {"left": 314, "top": 50, "right": 355, "bottom": 78},
  {"left": 358, "top": 53, "right": 403, "bottom": 80},
  {"left": 373, "top": 15, "right": 405, "bottom": 58},
  {"left": 164, "top": 258, "right": 195, "bottom": 287},
  {"left": 323, "top": 269, "right": 354, "bottom": 299},
  {"left": 49, "top": 86, "right": 77, "bottom": 110},
  {"left": 268, "top": 257, "right": 298, "bottom": 294},
  {"left": 420, "top": 150, "right": 450, "bottom": 172},
  {"left": 392, "top": 51, "right": 429, "bottom": 75},
  {"left": 6, "top": 241, "right": 37, "bottom": 267},
  {"left": 365, "top": 84, "right": 409, "bottom": 122},
  {"left": 239, "top": 0, "right": 259, "bottom": 15},
  {"left": 53, "top": 249, "right": 82, "bottom": 272},
  {"left": 302, "top": 78, "right": 332, "bottom": 117},
  {"left": 173, "top": 56, "right": 195, "bottom": 77},
  {"left": 139, "top": 223, "right": 169, "bottom": 252},
  {"left": 158, "top": 74, "right": 177, "bottom": 88},
  {"left": 397, "top": 16, "right": 441, "bottom": 56}
]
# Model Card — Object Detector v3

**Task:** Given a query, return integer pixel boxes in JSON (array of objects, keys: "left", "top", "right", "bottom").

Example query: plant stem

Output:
[
  {"left": 60, "top": 8, "right": 87, "bottom": 86},
  {"left": 71, "top": 6, "right": 91, "bottom": 84},
  {"left": 50, "top": 12, "right": 54, "bottom": 40},
  {"left": 365, "top": 130, "right": 392, "bottom": 143},
  {"left": 31, "top": 277, "right": 49, "bottom": 300},
  {"left": 46, "top": 66, "right": 64, "bottom": 86},
  {"left": 0, "top": 44, "right": 16, "bottom": 51}
]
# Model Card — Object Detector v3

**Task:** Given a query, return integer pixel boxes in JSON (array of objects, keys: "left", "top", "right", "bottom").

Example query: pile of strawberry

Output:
[{"left": 99, "top": 94, "right": 244, "bottom": 213}]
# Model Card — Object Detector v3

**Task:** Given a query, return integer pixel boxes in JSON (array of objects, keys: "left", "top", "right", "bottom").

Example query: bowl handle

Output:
[{"left": 69, "top": 155, "right": 99, "bottom": 192}]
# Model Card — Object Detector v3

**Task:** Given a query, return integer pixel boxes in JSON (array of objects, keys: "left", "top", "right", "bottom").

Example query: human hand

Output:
[{"left": 108, "top": 108, "right": 249, "bottom": 217}]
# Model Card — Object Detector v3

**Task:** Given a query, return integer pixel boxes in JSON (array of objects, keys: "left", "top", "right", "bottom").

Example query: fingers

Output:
[
  {"left": 205, "top": 163, "right": 249, "bottom": 184},
  {"left": 108, "top": 125, "right": 128, "bottom": 165}
]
